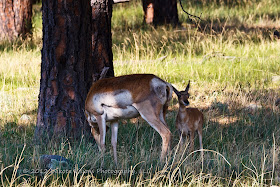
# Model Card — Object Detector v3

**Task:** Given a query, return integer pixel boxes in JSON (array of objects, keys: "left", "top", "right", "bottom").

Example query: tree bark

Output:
[
  {"left": 91, "top": 0, "right": 114, "bottom": 80},
  {"left": 0, "top": 0, "right": 32, "bottom": 41},
  {"left": 142, "top": 0, "right": 179, "bottom": 25},
  {"left": 32, "top": 0, "right": 41, "bottom": 4},
  {"left": 35, "top": 0, "right": 114, "bottom": 141}
]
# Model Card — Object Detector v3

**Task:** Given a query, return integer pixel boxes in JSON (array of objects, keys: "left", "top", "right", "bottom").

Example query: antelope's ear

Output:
[
  {"left": 185, "top": 80, "right": 190, "bottom": 92},
  {"left": 172, "top": 85, "right": 181, "bottom": 97}
]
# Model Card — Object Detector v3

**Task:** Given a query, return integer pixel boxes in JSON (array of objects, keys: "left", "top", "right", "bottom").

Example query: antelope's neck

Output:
[{"left": 179, "top": 103, "right": 187, "bottom": 112}]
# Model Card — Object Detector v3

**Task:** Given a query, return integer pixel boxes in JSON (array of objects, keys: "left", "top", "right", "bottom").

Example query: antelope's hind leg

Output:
[
  {"left": 198, "top": 125, "right": 203, "bottom": 159},
  {"left": 95, "top": 115, "right": 107, "bottom": 153},
  {"left": 134, "top": 100, "right": 172, "bottom": 162},
  {"left": 111, "top": 121, "right": 119, "bottom": 166}
]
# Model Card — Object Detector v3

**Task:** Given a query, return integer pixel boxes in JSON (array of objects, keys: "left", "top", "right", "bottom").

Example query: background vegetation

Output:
[{"left": 0, "top": 0, "right": 279, "bottom": 186}]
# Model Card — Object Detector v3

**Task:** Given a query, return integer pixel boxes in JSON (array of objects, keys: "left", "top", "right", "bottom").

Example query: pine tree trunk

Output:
[
  {"left": 142, "top": 0, "right": 178, "bottom": 25},
  {"left": 0, "top": 0, "right": 32, "bottom": 41},
  {"left": 32, "top": 0, "right": 41, "bottom": 4},
  {"left": 91, "top": 0, "right": 114, "bottom": 79},
  {"left": 35, "top": 0, "right": 114, "bottom": 141}
]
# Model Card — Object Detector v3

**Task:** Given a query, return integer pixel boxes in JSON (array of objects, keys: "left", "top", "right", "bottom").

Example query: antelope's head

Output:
[{"left": 174, "top": 81, "right": 190, "bottom": 106}]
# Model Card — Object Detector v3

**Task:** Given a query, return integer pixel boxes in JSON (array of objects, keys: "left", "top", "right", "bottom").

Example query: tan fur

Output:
[
  {"left": 85, "top": 74, "right": 173, "bottom": 165},
  {"left": 175, "top": 82, "right": 204, "bottom": 155}
]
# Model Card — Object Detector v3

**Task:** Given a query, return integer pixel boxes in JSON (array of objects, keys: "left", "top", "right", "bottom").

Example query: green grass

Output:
[{"left": 1, "top": 0, "right": 280, "bottom": 186}]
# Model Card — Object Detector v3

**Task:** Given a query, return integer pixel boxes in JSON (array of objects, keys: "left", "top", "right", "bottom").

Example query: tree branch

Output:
[
  {"left": 99, "top": 67, "right": 110, "bottom": 80},
  {"left": 178, "top": 0, "right": 202, "bottom": 21}
]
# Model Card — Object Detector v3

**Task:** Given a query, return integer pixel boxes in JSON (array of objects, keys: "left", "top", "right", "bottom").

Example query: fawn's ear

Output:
[
  {"left": 185, "top": 80, "right": 190, "bottom": 92},
  {"left": 172, "top": 85, "right": 181, "bottom": 97}
]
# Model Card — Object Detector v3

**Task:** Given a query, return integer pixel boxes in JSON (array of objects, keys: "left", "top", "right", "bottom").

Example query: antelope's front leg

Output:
[
  {"left": 189, "top": 131, "right": 195, "bottom": 154},
  {"left": 177, "top": 129, "right": 184, "bottom": 148},
  {"left": 96, "top": 115, "right": 107, "bottom": 153},
  {"left": 85, "top": 113, "right": 102, "bottom": 151},
  {"left": 111, "top": 121, "right": 119, "bottom": 166},
  {"left": 90, "top": 127, "right": 101, "bottom": 151}
]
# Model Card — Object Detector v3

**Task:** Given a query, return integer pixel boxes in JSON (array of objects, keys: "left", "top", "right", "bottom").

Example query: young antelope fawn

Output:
[{"left": 173, "top": 81, "right": 204, "bottom": 155}]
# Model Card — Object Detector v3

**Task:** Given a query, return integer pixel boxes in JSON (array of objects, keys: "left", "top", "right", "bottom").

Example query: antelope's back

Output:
[{"left": 85, "top": 74, "right": 172, "bottom": 113}]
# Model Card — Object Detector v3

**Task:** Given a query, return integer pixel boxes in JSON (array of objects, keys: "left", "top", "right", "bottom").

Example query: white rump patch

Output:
[
  {"left": 151, "top": 78, "right": 168, "bottom": 104},
  {"left": 88, "top": 89, "right": 139, "bottom": 122},
  {"left": 103, "top": 105, "right": 139, "bottom": 121},
  {"left": 92, "top": 89, "right": 134, "bottom": 114}
]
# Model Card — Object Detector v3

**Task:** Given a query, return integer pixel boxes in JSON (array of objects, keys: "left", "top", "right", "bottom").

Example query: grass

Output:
[{"left": 0, "top": 0, "right": 280, "bottom": 186}]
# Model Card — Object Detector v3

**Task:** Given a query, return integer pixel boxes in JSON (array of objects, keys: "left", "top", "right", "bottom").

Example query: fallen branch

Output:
[{"left": 113, "top": 0, "right": 130, "bottom": 4}]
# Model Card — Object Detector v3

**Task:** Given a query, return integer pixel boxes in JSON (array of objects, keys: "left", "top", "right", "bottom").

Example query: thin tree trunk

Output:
[
  {"left": 0, "top": 0, "right": 32, "bottom": 40},
  {"left": 142, "top": 0, "right": 179, "bottom": 25},
  {"left": 35, "top": 0, "right": 114, "bottom": 142}
]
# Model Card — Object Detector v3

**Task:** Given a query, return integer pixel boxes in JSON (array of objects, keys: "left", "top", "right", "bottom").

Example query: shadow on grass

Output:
[
  {"left": 181, "top": 0, "right": 270, "bottom": 8},
  {"left": 179, "top": 16, "right": 280, "bottom": 42},
  {"left": 0, "top": 88, "right": 279, "bottom": 185}
]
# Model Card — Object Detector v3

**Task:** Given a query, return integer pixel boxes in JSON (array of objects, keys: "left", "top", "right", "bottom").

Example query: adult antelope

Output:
[
  {"left": 173, "top": 81, "right": 204, "bottom": 155},
  {"left": 85, "top": 74, "right": 173, "bottom": 165}
]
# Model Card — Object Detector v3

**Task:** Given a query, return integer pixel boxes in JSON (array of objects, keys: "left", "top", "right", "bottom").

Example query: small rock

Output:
[
  {"left": 272, "top": 76, "right": 280, "bottom": 83},
  {"left": 246, "top": 103, "right": 262, "bottom": 112},
  {"left": 20, "top": 114, "right": 31, "bottom": 123},
  {"left": 39, "top": 155, "right": 72, "bottom": 170}
]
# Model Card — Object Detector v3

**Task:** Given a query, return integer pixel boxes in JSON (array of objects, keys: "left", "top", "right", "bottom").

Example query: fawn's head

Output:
[{"left": 177, "top": 81, "right": 190, "bottom": 106}]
